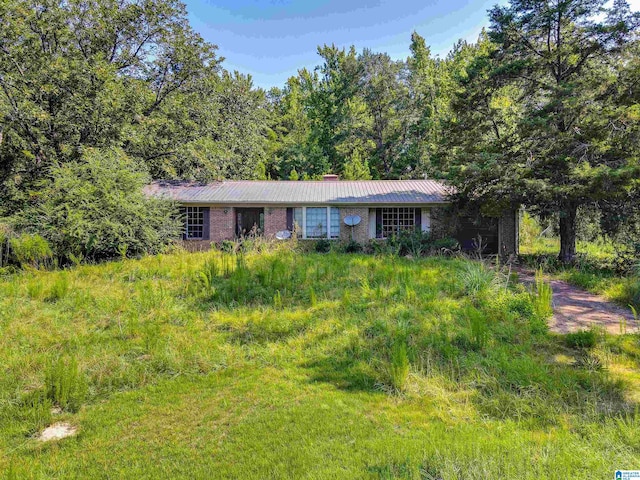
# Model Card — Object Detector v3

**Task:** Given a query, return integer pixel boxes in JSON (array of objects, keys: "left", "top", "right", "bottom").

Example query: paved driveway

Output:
[{"left": 516, "top": 269, "right": 638, "bottom": 334}]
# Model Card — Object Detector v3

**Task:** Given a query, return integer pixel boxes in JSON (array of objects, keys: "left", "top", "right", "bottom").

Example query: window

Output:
[
  {"left": 183, "top": 206, "right": 205, "bottom": 239},
  {"left": 378, "top": 208, "right": 417, "bottom": 238},
  {"left": 290, "top": 207, "right": 341, "bottom": 239},
  {"left": 306, "top": 207, "right": 327, "bottom": 238},
  {"left": 330, "top": 207, "right": 340, "bottom": 239},
  {"left": 293, "top": 208, "right": 303, "bottom": 237}
]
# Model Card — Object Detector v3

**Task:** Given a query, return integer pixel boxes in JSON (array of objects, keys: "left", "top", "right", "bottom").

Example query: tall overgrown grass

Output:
[
  {"left": 0, "top": 249, "right": 638, "bottom": 478},
  {"left": 44, "top": 356, "right": 87, "bottom": 413},
  {"left": 531, "top": 268, "right": 554, "bottom": 320}
]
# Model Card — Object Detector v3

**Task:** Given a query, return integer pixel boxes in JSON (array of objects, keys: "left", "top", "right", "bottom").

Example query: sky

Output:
[{"left": 185, "top": 0, "right": 640, "bottom": 90}]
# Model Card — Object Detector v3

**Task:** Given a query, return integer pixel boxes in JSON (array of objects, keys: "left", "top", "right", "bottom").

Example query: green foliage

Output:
[
  {"left": 466, "top": 306, "right": 489, "bottom": 350},
  {"left": 0, "top": 250, "right": 638, "bottom": 477},
  {"left": 16, "top": 148, "right": 181, "bottom": 261},
  {"left": 460, "top": 262, "right": 499, "bottom": 295},
  {"left": 564, "top": 330, "right": 599, "bottom": 350},
  {"left": 339, "top": 240, "right": 363, "bottom": 254},
  {"left": 46, "top": 273, "right": 70, "bottom": 302},
  {"left": 0, "top": 0, "right": 227, "bottom": 211},
  {"left": 531, "top": 269, "right": 554, "bottom": 321},
  {"left": 22, "top": 390, "right": 53, "bottom": 435},
  {"left": 45, "top": 356, "right": 87, "bottom": 413},
  {"left": 308, "top": 287, "right": 317, "bottom": 307},
  {"left": 0, "top": 224, "right": 11, "bottom": 269},
  {"left": 195, "top": 258, "right": 219, "bottom": 293},
  {"left": 388, "top": 338, "right": 410, "bottom": 392},
  {"left": 448, "top": 0, "right": 640, "bottom": 262},
  {"left": 374, "top": 230, "right": 459, "bottom": 258},
  {"left": 342, "top": 149, "right": 372, "bottom": 180},
  {"left": 9, "top": 234, "right": 52, "bottom": 269},
  {"left": 520, "top": 211, "right": 543, "bottom": 247},
  {"left": 314, "top": 239, "right": 332, "bottom": 253}
]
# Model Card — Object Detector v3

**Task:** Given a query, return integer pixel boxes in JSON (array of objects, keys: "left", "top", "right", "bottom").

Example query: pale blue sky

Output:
[{"left": 185, "top": 0, "right": 640, "bottom": 90}]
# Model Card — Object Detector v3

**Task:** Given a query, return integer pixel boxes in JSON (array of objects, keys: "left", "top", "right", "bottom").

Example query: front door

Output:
[{"left": 236, "top": 208, "right": 264, "bottom": 237}]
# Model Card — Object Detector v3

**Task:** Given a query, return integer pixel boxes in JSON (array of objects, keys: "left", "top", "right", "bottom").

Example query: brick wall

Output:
[
  {"left": 264, "top": 207, "right": 287, "bottom": 238},
  {"left": 182, "top": 206, "right": 235, "bottom": 250},
  {"left": 210, "top": 207, "right": 235, "bottom": 243},
  {"left": 338, "top": 207, "right": 370, "bottom": 244}
]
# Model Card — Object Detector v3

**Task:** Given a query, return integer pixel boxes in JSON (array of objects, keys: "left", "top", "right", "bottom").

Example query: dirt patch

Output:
[
  {"left": 38, "top": 423, "right": 77, "bottom": 442},
  {"left": 516, "top": 268, "right": 638, "bottom": 334}
]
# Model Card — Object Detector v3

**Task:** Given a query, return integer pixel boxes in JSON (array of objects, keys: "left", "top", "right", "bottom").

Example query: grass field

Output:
[{"left": 1, "top": 248, "right": 640, "bottom": 479}]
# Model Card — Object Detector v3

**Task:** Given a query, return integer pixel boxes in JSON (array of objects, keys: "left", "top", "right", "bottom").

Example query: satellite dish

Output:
[
  {"left": 344, "top": 215, "right": 362, "bottom": 226},
  {"left": 275, "top": 230, "right": 292, "bottom": 240}
]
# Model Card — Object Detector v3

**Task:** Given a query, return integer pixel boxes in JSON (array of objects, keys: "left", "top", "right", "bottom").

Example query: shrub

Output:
[
  {"left": 0, "top": 223, "right": 11, "bottom": 268},
  {"left": 26, "top": 280, "right": 45, "bottom": 300},
  {"left": 15, "top": 147, "right": 181, "bottom": 262},
  {"left": 9, "top": 234, "right": 52, "bottom": 269},
  {"left": 430, "top": 237, "right": 460, "bottom": 252},
  {"left": 396, "top": 230, "right": 432, "bottom": 257},
  {"left": 565, "top": 329, "right": 598, "bottom": 349},
  {"left": 45, "top": 355, "right": 87, "bottom": 412},
  {"left": 315, "top": 239, "right": 331, "bottom": 253},
  {"left": 340, "top": 239, "right": 362, "bottom": 253}
]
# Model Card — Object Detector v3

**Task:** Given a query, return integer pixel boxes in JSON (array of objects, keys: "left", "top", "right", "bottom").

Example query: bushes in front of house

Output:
[
  {"left": 10, "top": 147, "right": 182, "bottom": 265},
  {"left": 361, "top": 230, "right": 459, "bottom": 257}
]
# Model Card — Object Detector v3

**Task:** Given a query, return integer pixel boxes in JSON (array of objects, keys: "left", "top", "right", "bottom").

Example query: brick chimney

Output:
[{"left": 322, "top": 174, "right": 339, "bottom": 181}]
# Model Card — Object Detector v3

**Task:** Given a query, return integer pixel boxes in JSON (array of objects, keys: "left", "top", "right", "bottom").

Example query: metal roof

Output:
[{"left": 144, "top": 180, "right": 452, "bottom": 205}]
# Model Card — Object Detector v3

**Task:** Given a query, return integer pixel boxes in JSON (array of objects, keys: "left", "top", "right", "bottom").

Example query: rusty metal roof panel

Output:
[{"left": 144, "top": 180, "right": 452, "bottom": 205}]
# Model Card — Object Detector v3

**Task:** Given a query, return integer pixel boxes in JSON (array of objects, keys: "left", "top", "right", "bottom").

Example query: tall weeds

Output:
[
  {"left": 44, "top": 356, "right": 87, "bottom": 412},
  {"left": 389, "top": 338, "right": 410, "bottom": 393},
  {"left": 460, "top": 262, "right": 500, "bottom": 295},
  {"left": 531, "top": 268, "right": 553, "bottom": 320}
]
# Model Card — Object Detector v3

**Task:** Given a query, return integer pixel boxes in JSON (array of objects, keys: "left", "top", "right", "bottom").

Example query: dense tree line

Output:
[{"left": 0, "top": 0, "right": 638, "bottom": 262}]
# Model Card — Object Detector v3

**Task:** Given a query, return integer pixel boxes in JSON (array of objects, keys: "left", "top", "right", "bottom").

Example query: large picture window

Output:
[
  {"left": 306, "top": 207, "right": 327, "bottom": 238},
  {"left": 291, "top": 207, "right": 340, "bottom": 239},
  {"left": 181, "top": 206, "right": 205, "bottom": 239},
  {"left": 377, "top": 207, "right": 418, "bottom": 238}
]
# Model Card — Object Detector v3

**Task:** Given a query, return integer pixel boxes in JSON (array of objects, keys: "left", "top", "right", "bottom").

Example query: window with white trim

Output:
[
  {"left": 306, "top": 207, "right": 326, "bottom": 238},
  {"left": 183, "top": 206, "right": 205, "bottom": 239},
  {"left": 329, "top": 207, "right": 340, "bottom": 238},
  {"left": 292, "top": 207, "right": 340, "bottom": 239},
  {"left": 379, "top": 207, "right": 417, "bottom": 238}
]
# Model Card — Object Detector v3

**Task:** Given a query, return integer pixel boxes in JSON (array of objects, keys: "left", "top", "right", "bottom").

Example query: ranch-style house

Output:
[{"left": 145, "top": 176, "right": 519, "bottom": 256}]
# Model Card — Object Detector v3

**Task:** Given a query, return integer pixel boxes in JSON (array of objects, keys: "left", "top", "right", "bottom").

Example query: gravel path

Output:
[{"left": 515, "top": 268, "right": 638, "bottom": 334}]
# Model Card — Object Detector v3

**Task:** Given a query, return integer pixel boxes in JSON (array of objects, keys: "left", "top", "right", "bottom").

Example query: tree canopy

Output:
[{"left": 1, "top": 0, "right": 638, "bottom": 262}]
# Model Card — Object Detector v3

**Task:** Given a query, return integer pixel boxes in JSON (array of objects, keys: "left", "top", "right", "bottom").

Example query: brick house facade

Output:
[{"left": 147, "top": 179, "right": 519, "bottom": 256}]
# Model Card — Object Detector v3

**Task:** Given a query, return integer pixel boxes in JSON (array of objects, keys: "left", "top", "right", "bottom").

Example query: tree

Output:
[
  {"left": 15, "top": 147, "right": 181, "bottom": 260},
  {"left": 0, "top": 0, "right": 222, "bottom": 210},
  {"left": 403, "top": 32, "right": 451, "bottom": 178},
  {"left": 128, "top": 71, "right": 268, "bottom": 181},
  {"left": 358, "top": 49, "right": 406, "bottom": 178},
  {"left": 451, "top": 0, "right": 639, "bottom": 262},
  {"left": 342, "top": 148, "right": 372, "bottom": 180}
]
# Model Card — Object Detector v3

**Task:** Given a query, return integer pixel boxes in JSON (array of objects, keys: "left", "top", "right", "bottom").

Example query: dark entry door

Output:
[{"left": 236, "top": 208, "right": 264, "bottom": 236}]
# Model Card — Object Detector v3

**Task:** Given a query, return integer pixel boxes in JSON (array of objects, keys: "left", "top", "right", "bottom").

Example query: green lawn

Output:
[{"left": 1, "top": 249, "right": 640, "bottom": 479}]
